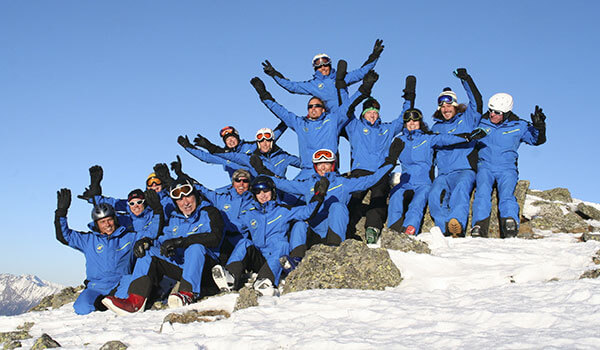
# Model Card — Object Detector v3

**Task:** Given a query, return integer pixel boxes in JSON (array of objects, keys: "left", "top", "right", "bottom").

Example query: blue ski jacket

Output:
[
  {"left": 194, "top": 184, "right": 255, "bottom": 234},
  {"left": 475, "top": 112, "right": 544, "bottom": 171},
  {"left": 272, "top": 59, "right": 378, "bottom": 112},
  {"left": 89, "top": 195, "right": 162, "bottom": 240},
  {"left": 431, "top": 79, "right": 482, "bottom": 175},
  {"left": 212, "top": 145, "right": 301, "bottom": 178}
]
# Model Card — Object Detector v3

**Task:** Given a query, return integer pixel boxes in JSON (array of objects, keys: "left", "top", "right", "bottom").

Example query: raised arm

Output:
[
  {"left": 525, "top": 105, "right": 547, "bottom": 146},
  {"left": 251, "top": 77, "right": 300, "bottom": 132},
  {"left": 54, "top": 188, "right": 88, "bottom": 251},
  {"left": 455, "top": 68, "right": 483, "bottom": 124}
]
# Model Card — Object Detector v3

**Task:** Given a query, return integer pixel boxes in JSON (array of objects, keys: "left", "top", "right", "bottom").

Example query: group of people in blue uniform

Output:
[{"left": 54, "top": 39, "right": 547, "bottom": 315}]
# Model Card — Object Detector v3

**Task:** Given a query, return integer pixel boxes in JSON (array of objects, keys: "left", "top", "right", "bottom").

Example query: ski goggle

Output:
[
  {"left": 489, "top": 109, "right": 504, "bottom": 115},
  {"left": 233, "top": 178, "right": 250, "bottom": 184},
  {"left": 312, "top": 149, "right": 336, "bottom": 163},
  {"left": 251, "top": 182, "right": 272, "bottom": 194},
  {"left": 220, "top": 126, "right": 237, "bottom": 138},
  {"left": 170, "top": 184, "right": 193, "bottom": 199},
  {"left": 146, "top": 177, "right": 162, "bottom": 187},
  {"left": 403, "top": 110, "right": 423, "bottom": 122},
  {"left": 256, "top": 132, "right": 273, "bottom": 141},
  {"left": 308, "top": 103, "right": 324, "bottom": 110},
  {"left": 128, "top": 199, "right": 145, "bottom": 207},
  {"left": 312, "top": 57, "right": 331, "bottom": 68},
  {"left": 437, "top": 95, "right": 457, "bottom": 106}
]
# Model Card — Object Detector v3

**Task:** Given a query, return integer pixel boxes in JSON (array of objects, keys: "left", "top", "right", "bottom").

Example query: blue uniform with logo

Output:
[
  {"left": 212, "top": 145, "right": 301, "bottom": 178},
  {"left": 89, "top": 195, "right": 162, "bottom": 239},
  {"left": 471, "top": 113, "right": 544, "bottom": 227},
  {"left": 271, "top": 59, "right": 378, "bottom": 113},
  {"left": 227, "top": 199, "right": 318, "bottom": 285},
  {"left": 428, "top": 79, "right": 482, "bottom": 231},
  {"left": 388, "top": 130, "right": 467, "bottom": 233}
]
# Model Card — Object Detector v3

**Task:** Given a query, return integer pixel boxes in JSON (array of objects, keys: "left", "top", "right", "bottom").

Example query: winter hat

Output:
[
  {"left": 437, "top": 87, "right": 459, "bottom": 110},
  {"left": 127, "top": 189, "right": 145, "bottom": 202},
  {"left": 361, "top": 98, "right": 381, "bottom": 116}
]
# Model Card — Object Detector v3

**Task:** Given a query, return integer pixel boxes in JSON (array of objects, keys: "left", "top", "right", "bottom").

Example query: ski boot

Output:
[{"left": 212, "top": 265, "right": 236, "bottom": 292}]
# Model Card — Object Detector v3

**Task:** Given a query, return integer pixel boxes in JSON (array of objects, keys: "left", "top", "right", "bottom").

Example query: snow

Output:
[{"left": 1, "top": 231, "right": 599, "bottom": 349}]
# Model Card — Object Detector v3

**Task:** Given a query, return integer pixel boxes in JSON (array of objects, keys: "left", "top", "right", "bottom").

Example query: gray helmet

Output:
[{"left": 92, "top": 203, "right": 116, "bottom": 222}]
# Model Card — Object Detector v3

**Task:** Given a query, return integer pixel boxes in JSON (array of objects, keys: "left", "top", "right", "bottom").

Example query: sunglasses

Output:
[
  {"left": 489, "top": 109, "right": 504, "bottom": 115},
  {"left": 437, "top": 95, "right": 456, "bottom": 106},
  {"left": 256, "top": 132, "right": 273, "bottom": 141},
  {"left": 308, "top": 104, "right": 324, "bottom": 110},
  {"left": 128, "top": 199, "right": 145, "bottom": 206},
  {"left": 170, "top": 184, "right": 193, "bottom": 199},
  {"left": 146, "top": 177, "right": 162, "bottom": 187},
  {"left": 234, "top": 178, "right": 250, "bottom": 183},
  {"left": 403, "top": 111, "right": 423, "bottom": 122},
  {"left": 312, "top": 57, "right": 331, "bottom": 68}
]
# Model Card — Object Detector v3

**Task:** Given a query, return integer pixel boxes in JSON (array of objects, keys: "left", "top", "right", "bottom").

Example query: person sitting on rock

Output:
[
  {"left": 470, "top": 93, "right": 547, "bottom": 238},
  {"left": 101, "top": 178, "right": 224, "bottom": 315},
  {"left": 211, "top": 175, "right": 326, "bottom": 296},
  {"left": 261, "top": 39, "right": 383, "bottom": 112}
]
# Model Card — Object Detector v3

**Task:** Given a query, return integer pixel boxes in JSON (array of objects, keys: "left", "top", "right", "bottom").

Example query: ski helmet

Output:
[
  {"left": 92, "top": 203, "right": 116, "bottom": 222},
  {"left": 488, "top": 93, "right": 513, "bottom": 113},
  {"left": 250, "top": 175, "right": 277, "bottom": 201},
  {"left": 437, "top": 88, "right": 458, "bottom": 110},
  {"left": 220, "top": 126, "right": 240, "bottom": 143}
]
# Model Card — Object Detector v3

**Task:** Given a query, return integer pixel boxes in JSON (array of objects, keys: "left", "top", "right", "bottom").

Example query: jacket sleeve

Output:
[
  {"left": 273, "top": 121, "right": 287, "bottom": 141},
  {"left": 272, "top": 176, "right": 309, "bottom": 197},
  {"left": 345, "top": 59, "right": 378, "bottom": 85},
  {"left": 391, "top": 99, "right": 412, "bottom": 135},
  {"left": 263, "top": 99, "right": 300, "bottom": 132},
  {"left": 522, "top": 123, "right": 545, "bottom": 146},
  {"left": 431, "top": 133, "right": 469, "bottom": 147},
  {"left": 273, "top": 75, "right": 313, "bottom": 95},
  {"left": 345, "top": 163, "right": 393, "bottom": 193},
  {"left": 212, "top": 151, "right": 251, "bottom": 168},
  {"left": 181, "top": 206, "right": 224, "bottom": 249},
  {"left": 184, "top": 147, "right": 237, "bottom": 168},
  {"left": 336, "top": 90, "right": 363, "bottom": 130},
  {"left": 287, "top": 200, "right": 321, "bottom": 221},
  {"left": 193, "top": 183, "right": 220, "bottom": 206},
  {"left": 54, "top": 213, "right": 88, "bottom": 251},
  {"left": 461, "top": 77, "right": 483, "bottom": 126},
  {"left": 91, "top": 195, "right": 128, "bottom": 212}
]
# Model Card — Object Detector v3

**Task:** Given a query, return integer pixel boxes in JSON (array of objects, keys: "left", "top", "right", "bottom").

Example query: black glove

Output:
[
  {"left": 531, "top": 105, "right": 546, "bottom": 129},
  {"left": 461, "top": 128, "right": 488, "bottom": 142},
  {"left": 250, "top": 77, "right": 274, "bottom": 102},
  {"left": 262, "top": 60, "right": 285, "bottom": 79},
  {"left": 144, "top": 189, "right": 163, "bottom": 214},
  {"left": 193, "top": 134, "right": 225, "bottom": 154},
  {"left": 402, "top": 75, "right": 416, "bottom": 104},
  {"left": 170, "top": 155, "right": 183, "bottom": 178},
  {"left": 362, "top": 39, "right": 384, "bottom": 67},
  {"left": 133, "top": 237, "right": 153, "bottom": 258},
  {"left": 453, "top": 68, "right": 469, "bottom": 80},
  {"left": 310, "top": 177, "right": 330, "bottom": 203},
  {"left": 56, "top": 188, "right": 71, "bottom": 217},
  {"left": 78, "top": 165, "right": 103, "bottom": 200},
  {"left": 160, "top": 237, "right": 185, "bottom": 257},
  {"left": 358, "top": 71, "right": 379, "bottom": 96},
  {"left": 383, "top": 138, "right": 405, "bottom": 166},
  {"left": 335, "top": 59, "right": 348, "bottom": 90},
  {"left": 153, "top": 163, "right": 174, "bottom": 189},
  {"left": 250, "top": 154, "right": 275, "bottom": 176},
  {"left": 177, "top": 135, "right": 196, "bottom": 149}
]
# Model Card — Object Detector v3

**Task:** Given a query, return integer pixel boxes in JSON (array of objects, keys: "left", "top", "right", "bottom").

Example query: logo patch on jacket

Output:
[
  {"left": 223, "top": 204, "right": 231, "bottom": 211},
  {"left": 363, "top": 128, "right": 369, "bottom": 135},
  {"left": 318, "top": 83, "right": 324, "bottom": 89},
  {"left": 96, "top": 244, "right": 104, "bottom": 253},
  {"left": 250, "top": 219, "right": 258, "bottom": 228},
  {"left": 172, "top": 226, "right": 178, "bottom": 233}
]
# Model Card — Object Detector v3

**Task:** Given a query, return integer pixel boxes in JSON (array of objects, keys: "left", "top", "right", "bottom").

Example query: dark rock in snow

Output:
[
  {"left": 99, "top": 340, "right": 128, "bottom": 350},
  {"left": 234, "top": 286, "right": 259, "bottom": 311},
  {"left": 282, "top": 239, "right": 402, "bottom": 294},
  {"left": 380, "top": 228, "right": 431, "bottom": 254},
  {"left": 576, "top": 203, "right": 600, "bottom": 221},
  {"left": 162, "top": 309, "right": 230, "bottom": 325},
  {"left": 580, "top": 233, "right": 600, "bottom": 243},
  {"left": 529, "top": 188, "right": 573, "bottom": 203},
  {"left": 530, "top": 202, "right": 589, "bottom": 233},
  {"left": 4, "top": 340, "right": 22, "bottom": 349},
  {"left": 29, "top": 286, "right": 84, "bottom": 312},
  {"left": 580, "top": 269, "right": 600, "bottom": 279},
  {"left": 31, "top": 333, "right": 60, "bottom": 349},
  {"left": 0, "top": 330, "right": 30, "bottom": 344}
]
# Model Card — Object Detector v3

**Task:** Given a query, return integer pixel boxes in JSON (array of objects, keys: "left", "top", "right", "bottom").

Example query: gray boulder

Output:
[
  {"left": 282, "top": 239, "right": 402, "bottom": 294},
  {"left": 580, "top": 269, "right": 600, "bottom": 279},
  {"left": 31, "top": 333, "right": 60, "bottom": 349},
  {"left": 99, "top": 341, "right": 128, "bottom": 350},
  {"left": 529, "top": 188, "right": 573, "bottom": 203},
  {"left": 233, "top": 286, "right": 259, "bottom": 312},
  {"left": 29, "top": 286, "right": 84, "bottom": 312},
  {"left": 576, "top": 203, "right": 600, "bottom": 221},
  {"left": 162, "top": 309, "right": 230, "bottom": 325},
  {"left": 530, "top": 202, "right": 589, "bottom": 233},
  {"left": 581, "top": 233, "right": 600, "bottom": 243},
  {"left": 379, "top": 228, "right": 431, "bottom": 254}
]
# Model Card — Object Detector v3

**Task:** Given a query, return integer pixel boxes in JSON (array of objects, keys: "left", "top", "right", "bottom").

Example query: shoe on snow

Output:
[
  {"left": 447, "top": 218, "right": 463, "bottom": 237},
  {"left": 280, "top": 255, "right": 302, "bottom": 274},
  {"left": 212, "top": 265, "right": 235, "bottom": 292},
  {"left": 168, "top": 291, "right": 195, "bottom": 308},
  {"left": 102, "top": 294, "right": 146, "bottom": 316},
  {"left": 503, "top": 218, "right": 518, "bottom": 238},
  {"left": 471, "top": 225, "right": 481, "bottom": 237},
  {"left": 365, "top": 227, "right": 381, "bottom": 244},
  {"left": 253, "top": 278, "right": 277, "bottom": 296},
  {"left": 403, "top": 225, "right": 416, "bottom": 235}
]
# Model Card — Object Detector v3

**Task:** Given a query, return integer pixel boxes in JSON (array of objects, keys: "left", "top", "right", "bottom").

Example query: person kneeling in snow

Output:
[
  {"left": 212, "top": 175, "right": 326, "bottom": 296},
  {"left": 102, "top": 178, "right": 224, "bottom": 315},
  {"left": 470, "top": 93, "right": 546, "bottom": 238}
]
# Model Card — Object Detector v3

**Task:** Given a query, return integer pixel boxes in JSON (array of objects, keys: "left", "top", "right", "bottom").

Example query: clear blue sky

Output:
[{"left": 1, "top": 1, "right": 598, "bottom": 286}]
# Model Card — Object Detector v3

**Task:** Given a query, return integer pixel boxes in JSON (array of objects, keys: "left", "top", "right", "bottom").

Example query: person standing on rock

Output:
[
  {"left": 211, "top": 175, "right": 326, "bottom": 296},
  {"left": 470, "top": 94, "right": 547, "bottom": 238},
  {"left": 261, "top": 39, "right": 383, "bottom": 112},
  {"left": 428, "top": 68, "right": 483, "bottom": 237}
]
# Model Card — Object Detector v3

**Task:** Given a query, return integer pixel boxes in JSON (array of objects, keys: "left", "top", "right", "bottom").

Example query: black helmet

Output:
[
  {"left": 92, "top": 203, "right": 116, "bottom": 222},
  {"left": 250, "top": 176, "right": 276, "bottom": 201}
]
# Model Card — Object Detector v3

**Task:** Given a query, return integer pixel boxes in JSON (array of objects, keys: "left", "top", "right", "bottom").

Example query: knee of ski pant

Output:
[
  {"left": 183, "top": 243, "right": 208, "bottom": 260},
  {"left": 387, "top": 187, "right": 406, "bottom": 225},
  {"left": 227, "top": 238, "right": 253, "bottom": 265},
  {"left": 452, "top": 171, "right": 476, "bottom": 192},
  {"left": 289, "top": 221, "right": 308, "bottom": 249},
  {"left": 73, "top": 288, "right": 103, "bottom": 315},
  {"left": 327, "top": 202, "right": 348, "bottom": 239}
]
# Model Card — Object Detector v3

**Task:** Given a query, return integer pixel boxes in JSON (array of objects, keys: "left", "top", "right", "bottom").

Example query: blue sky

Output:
[{"left": 1, "top": 1, "right": 598, "bottom": 286}]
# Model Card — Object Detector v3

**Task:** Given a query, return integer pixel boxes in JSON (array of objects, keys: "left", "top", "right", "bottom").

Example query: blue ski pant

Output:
[
  {"left": 388, "top": 183, "right": 431, "bottom": 234},
  {"left": 472, "top": 167, "right": 520, "bottom": 226},
  {"left": 428, "top": 169, "right": 475, "bottom": 231},
  {"left": 309, "top": 202, "right": 348, "bottom": 241}
]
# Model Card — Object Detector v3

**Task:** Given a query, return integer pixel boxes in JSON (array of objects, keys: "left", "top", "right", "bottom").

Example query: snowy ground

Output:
[{"left": 1, "top": 231, "right": 599, "bottom": 349}]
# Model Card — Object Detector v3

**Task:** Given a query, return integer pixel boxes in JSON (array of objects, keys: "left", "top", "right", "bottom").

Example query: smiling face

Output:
[
  {"left": 96, "top": 216, "right": 116, "bottom": 235},
  {"left": 440, "top": 104, "right": 457, "bottom": 120},
  {"left": 255, "top": 190, "right": 273, "bottom": 204},
  {"left": 258, "top": 139, "right": 273, "bottom": 153},
  {"left": 406, "top": 120, "right": 420, "bottom": 131},
  {"left": 224, "top": 135, "right": 239, "bottom": 149},
  {"left": 317, "top": 64, "right": 331, "bottom": 76},
  {"left": 233, "top": 177, "right": 250, "bottom": 195},
  {"left": 490, "top": 110, "right": 504, "bottom": 124},
  {"left": 363, "top": 110, "right": 379, "bottom": 125},
  {"left": 176, "top": 194, "right": 197, "bottom": 216},
  {"left": 315, "top": 162, "right": 334, "bottom": 176},
  {"left": 307, "top": 97, "right": 325, "bottom": 120},
  {"left": 129, "top": 200, "right": 145, "bottom": 216}
]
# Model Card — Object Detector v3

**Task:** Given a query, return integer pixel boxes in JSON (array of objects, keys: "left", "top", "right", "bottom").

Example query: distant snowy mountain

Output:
[{"left": 0, "top": 274, "right": 63, "bottom": 316}]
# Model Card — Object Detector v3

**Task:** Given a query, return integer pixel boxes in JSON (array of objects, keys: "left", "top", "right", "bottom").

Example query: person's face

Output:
[
  {"left": 176, "top": 194, "right": 197, "bottom": 216},
  {"left": 315, "top": 162, "right": 334, "bottom": 176},
  {"left": 307, "top": 98, "right": 325, "bottom": 120},
  {"left": 233, "top": 177, "right": 250, "bottom": 195},
  {"left": 97, "top": 217, "right": 116, "bottom": 235},
  {"left": 256, "top": 190, "right": 273, "bottom": 204},
  {"left": 440, "top": 104, "right": 457, "bottom": 120},
  {"left": 317, "top": 64, "right": 331, "bottom": 76},
  {"left": 490, "top": 110, "right": 504, "bottom": 124},
  {"left": 225, "top": 135, "right": 239, "bottom": 149},
  {"left": 258, "top": 139, "right": 273, "bottom": 153},
  {"left": 147, "top": 183, "right": 162, "bottom": 193},
  {"left": 363, "top": 110, "right": 379, "bottom": 125},
  {"left": 406, "top": 120, "right": 420, "bottom": 131},
  {"left": 129, "top": 199, "right": 145, "bottom": 216}
]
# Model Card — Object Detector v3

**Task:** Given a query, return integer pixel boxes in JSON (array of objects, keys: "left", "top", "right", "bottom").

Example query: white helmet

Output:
[
  {"left": 255, "top": 127, "right": 274, "bottom": 142},
  {"left": 488, "top": 93, "right": 513, "bottom": 113}
]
